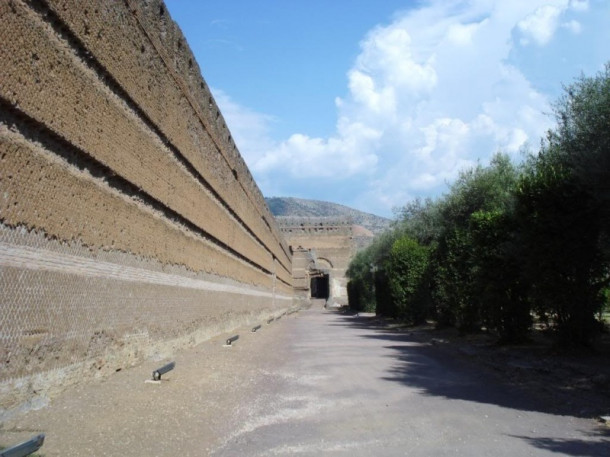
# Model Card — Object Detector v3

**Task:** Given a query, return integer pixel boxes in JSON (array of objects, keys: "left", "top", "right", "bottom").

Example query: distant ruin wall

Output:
[
  {"left": 0, "top": 0, "right": 293, "bottom": 417},
  {"left": 278, "top": 217, "right": 354, "bottom": 306}
]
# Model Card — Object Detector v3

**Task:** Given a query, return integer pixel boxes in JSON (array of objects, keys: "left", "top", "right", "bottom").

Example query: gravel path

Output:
[{"left": 1, "top": 308, "right": 609, "bottom": 456}]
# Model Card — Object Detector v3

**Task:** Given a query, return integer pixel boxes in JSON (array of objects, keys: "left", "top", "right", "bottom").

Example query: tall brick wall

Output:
[{"left": 0, "top": 0, "right": 293, "bottom": 418}]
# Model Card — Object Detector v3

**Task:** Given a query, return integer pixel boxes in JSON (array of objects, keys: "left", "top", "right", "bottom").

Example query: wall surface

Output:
[
  {"left": 0, "top": 0, "right": 293, "bottom": 418},
  {"left": 278, "top": 217, "right": 354, "bottom": 306}
]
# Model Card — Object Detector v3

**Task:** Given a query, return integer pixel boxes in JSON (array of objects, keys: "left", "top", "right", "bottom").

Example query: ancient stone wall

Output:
[
  {"left": 0, "top": 0, "right": 293, "bottom": 418},
  {"left": 278, "top": 217, "right": 354, "bottom": 306}
]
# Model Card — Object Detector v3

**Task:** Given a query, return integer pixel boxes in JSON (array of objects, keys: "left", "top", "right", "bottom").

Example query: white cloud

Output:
[
  {"left": 515, "top": 0, "right": 588, "bottom": 45},
  {"left": 215, "top": 0, "right": 601, "bottom": 215},
  {"left": 212, "top": 89, "right": 275, "bottom": 165},
  {"left": 347, "top": 69, "right": 396, "bottom": 116},
  {"left": 517, "top": 4, "right": 565, "bottom": 46},
  {"left": 355, "top": 25, "right": 438, "bottom": 95},
  {"left": 446, "top": 20, "right": 487, "bottom": 46},
  {"left": 562, "top": 19, "right": 582, "bottom": 34},
  {"left": 569, "top": 0, "right": 589, "bottom": 12},
  {"left": 256, "top": 124, "right": 380, "bottom": 179}
]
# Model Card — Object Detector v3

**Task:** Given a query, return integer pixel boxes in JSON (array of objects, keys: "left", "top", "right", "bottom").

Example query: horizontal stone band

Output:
[{"left": 0, "top": 242, "right": 291, "bottom": 301}]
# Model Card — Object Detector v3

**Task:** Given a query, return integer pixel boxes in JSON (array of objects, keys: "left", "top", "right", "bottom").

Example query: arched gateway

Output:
[{"left": 276, "top": 217, "right": 356, "bottom": 306}]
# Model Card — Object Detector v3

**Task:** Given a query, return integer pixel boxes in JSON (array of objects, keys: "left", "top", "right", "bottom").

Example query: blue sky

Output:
[{"left": 165, "top": 0, "right": 609, "bottom": 218}]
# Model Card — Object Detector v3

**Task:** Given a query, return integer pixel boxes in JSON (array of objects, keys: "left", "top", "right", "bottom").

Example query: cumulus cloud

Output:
[
  {"left": 517, "top": 4, "right": 565, "bottom": 46},
  {"left": 517, "top": 0, "right": 591, "bottom": 45},
  {"left": 328, "top": 0, "right": 557, "bottom": 209},
  {"left": 256, "top": 124, "right": 380, "bottom": 178},
  {"left": 217, "top": 0, "right": 599, "bottom": 215}
]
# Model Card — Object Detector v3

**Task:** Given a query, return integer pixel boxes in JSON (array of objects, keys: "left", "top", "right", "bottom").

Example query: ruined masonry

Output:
[
  {"left": 278, "top": 217, "right": 357, "bottom": 307},
  {"left": 0, "top": 0, "right": 294, "bottom": 417}
]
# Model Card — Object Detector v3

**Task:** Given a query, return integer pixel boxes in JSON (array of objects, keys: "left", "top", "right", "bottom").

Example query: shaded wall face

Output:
[{"left": 0, "top": 0, "right": 293, "bottom": 416}]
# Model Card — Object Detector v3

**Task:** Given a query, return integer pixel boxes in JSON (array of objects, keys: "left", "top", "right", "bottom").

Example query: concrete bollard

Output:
[
  {"left": 0, "top": 434, "right": 45, "bottom": 457},
  {"left": 251, "top": 324, "right": 262, "bottom": 332},
  {"left": 152, "top": 362, "right": 175, "bottom": 381},
  {"left": 226, "top": 335, "right": 239, "bottom": 346}
]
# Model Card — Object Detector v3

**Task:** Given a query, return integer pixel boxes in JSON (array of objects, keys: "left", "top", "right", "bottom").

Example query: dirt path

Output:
[
  {"left": 0, "top": 311, "right": 294, "bottom": 455},
  {"left": 1, "top": 308, "right": 609, "bottom": 456}
]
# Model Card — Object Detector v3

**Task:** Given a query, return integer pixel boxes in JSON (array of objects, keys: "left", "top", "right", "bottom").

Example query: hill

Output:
[{"left": 265, "top": 197, "right": 391, "bottom": 235}]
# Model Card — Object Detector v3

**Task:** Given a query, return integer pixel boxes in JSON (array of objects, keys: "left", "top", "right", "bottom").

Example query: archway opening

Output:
[{"left": 310, "top": 273, "right": 329, "bottom": 299}]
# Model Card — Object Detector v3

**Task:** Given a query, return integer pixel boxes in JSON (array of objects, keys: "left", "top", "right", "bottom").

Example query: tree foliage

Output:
[
  {"left": 433, "top": 154, "right": 521, "bottom": 334},
  {"left": 388, "top": 236, "right": 431, "bottom": 324},
  {"left": 514, "top": 66, "right": 610, "bottom": 345},
  {"left": 346, "top": 64, "right": 610, "bottom": 347}
]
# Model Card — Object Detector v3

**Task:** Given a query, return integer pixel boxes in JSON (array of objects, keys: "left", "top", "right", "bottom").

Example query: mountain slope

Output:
[{"left": 265, "top": 197, "right": 391, "bottom": 235}]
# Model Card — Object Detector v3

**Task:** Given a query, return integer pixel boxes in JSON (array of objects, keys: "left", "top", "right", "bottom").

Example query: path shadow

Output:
[
  {"left": 329, "top": 313, "right": 610, "bottom": 420},
  {"left": 327, "top": 312, "right": 610, "bottom": 455},
  {"left": 509, "top": 429, "right": 610, "bottom": 457}
]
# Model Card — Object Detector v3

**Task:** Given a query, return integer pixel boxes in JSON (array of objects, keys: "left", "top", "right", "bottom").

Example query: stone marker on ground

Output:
[{"left": 0, "top": 434, "right": 45, "bottom": 457}]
